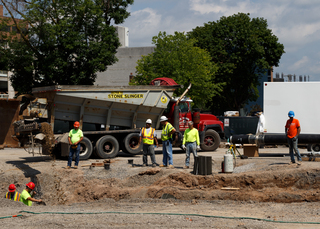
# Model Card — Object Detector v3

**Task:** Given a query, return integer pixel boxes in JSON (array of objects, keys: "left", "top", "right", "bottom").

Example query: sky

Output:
[{"left": 119, "top": 0, "right": 320, "bottom": 81}]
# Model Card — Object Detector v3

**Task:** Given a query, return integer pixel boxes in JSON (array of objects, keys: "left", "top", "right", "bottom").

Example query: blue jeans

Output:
[
  {"left": 162, "top": 140, "right": 173, "bottom": 165},
  {"left": 287, "top": 137, "right": 302, "bottom": 163},
  {"left": 68, "top": 144, "right": 80, "bottom": 167},
  {"left": 185, "top": 142, "right": 197, "bottom": 166}
]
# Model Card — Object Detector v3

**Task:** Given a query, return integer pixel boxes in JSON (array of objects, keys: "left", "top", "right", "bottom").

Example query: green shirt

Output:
[
  {"left": 183, "top": 128, "right": 200, "bottom": 145},
  {"left": 161, "top": 122, "right": 174, "bottom": 141},
  {"left": 69, "top": 129, "right": 83, "bottom": 144},
  {"left": 20, "top": 189, "right": 32, "bottom": 206}
]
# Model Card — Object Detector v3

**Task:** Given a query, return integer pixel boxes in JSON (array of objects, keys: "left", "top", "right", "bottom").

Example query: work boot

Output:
[
  {"left": 167, "top": 165, "right": 174, "bottom": 169},
  {"left": 66, "top": 166, "right": 71, "bottom": 169},
  {"left": 288, "top": 161, "right": 295, "bottom": 165},
  {"left": 159, "top": 164, "right": 167, "bottom": 167},
  {"left": 152, "top": 164, "right": 157, "bottom": 167},
  {"left": 183, "top": 165, "right": 189, "bottom": 169},
  {"left": 74, "top": 166, "right": 78, "bottom": 169},
  {"left": 142, "top": 164, "right": 147, "bottom": 167}
]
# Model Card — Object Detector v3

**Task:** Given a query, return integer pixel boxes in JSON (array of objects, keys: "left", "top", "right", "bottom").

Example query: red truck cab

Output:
[{"left": 163, "top": 98, "right": 224, "bottom": 151}]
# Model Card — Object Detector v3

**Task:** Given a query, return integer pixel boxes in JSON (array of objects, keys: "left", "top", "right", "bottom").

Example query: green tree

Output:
[
  {"left": 0, "top": 0, "right": 133, "bottom": 94},
  {"left": 189, "top": 13, "right": 285, "bottom": 113},
  {"left": 131, "top": 31, "right": 222, "bottom": 108}
]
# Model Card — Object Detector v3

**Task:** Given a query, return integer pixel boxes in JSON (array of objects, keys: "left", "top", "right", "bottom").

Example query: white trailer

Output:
[
  {"left": 230, "top": 82, "right": 320, "bottom": 149},
  {"left": 264, "top": 82, "right": 320, "bottom": 135}
]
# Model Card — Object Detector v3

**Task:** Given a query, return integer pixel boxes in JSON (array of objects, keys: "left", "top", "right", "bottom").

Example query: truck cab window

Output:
[{"left": 179, "top": 102, "right": 189, "bottom": 113}]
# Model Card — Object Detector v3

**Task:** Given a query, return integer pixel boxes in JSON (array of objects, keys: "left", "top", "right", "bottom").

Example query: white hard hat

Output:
[
  {"left": 160, "top": 116, "right": 168, "bottom": 122},
  {"left": 146, "top": 119, "right": 152, "bottom": 124}
]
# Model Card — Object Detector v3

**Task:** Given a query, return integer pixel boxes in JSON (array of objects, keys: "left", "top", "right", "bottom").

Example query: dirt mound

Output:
[
  {"left": 41, "top": 167, "right": 320, "bottom": 205},
  {"left": 2, "top": 198, "right": 25, "bottom": 207}
]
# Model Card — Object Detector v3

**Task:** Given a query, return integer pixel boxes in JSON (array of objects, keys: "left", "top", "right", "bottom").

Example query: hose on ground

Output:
[
  {"left": 0, "top": 214, "right": 23, "bottom": 219},
  {"left": 19, "top": 211, "right": 320, "bottom": 225}
]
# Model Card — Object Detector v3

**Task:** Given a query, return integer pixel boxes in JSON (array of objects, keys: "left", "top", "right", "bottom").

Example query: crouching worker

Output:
[
  {"left": 4, "top": 184, "right": 21, "bottom": 201},
  {"left": 20, "top": 182, "right": 42, "bottom": 206}
]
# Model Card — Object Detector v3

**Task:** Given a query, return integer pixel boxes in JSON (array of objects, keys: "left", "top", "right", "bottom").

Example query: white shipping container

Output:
[{"left": 263, "top": 82, "right": 320, "bottom": 134}]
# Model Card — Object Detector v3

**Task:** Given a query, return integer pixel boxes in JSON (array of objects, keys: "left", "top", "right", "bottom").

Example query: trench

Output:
[
  {"left": 26, "top": 168, "right": 320, "bottom": 205},
  {"left": 3, "top": 166, "right": 320, "bottom": 205}
]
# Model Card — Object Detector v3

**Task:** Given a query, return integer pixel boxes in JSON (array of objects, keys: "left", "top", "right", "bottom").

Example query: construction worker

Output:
[
  {"left": 285, "top": 111, "right": 302, "bottom": 165},
  {"left": 139, "top": 119, "right": 158, "bottom": 167},
  {"left": 67, "top": 121, "right": 83, "bottom": 169},
  {"left": 4, "top": 184, "right": 21, "bottom": 201},
  {"left": 181, "top": 121, "right": 200, "bottom": 169},
  {"left": 20, "top": 182, "right": 42, "bottom": 206},
  {"left": 160, "top": 116, "right": 176, "bottom": 169}
]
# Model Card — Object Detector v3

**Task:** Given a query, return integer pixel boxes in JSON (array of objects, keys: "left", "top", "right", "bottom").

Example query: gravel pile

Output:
[
  {"left": 83, "top": 160, "right": 145, "bottom": 180},
  {"left": 233, "top": 163, "right": 256, "bottom": 173}
]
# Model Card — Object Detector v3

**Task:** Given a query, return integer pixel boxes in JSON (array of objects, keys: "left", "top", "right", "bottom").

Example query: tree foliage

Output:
[
  {"left": 130, "top": 31, "right": 222, "bottom": 108},
  {"left": 0, "top": 0, "right": 133, "bottom": 94},
  {"left": 189, "top": 13, "right": 285, "bottom": 113}
]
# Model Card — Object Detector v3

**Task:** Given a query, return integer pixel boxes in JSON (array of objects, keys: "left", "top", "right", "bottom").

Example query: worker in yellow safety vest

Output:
[
  {"left": 20, "top": 182, "right": 43, "bottom": 206},
  {"left": 4, "top": 184, "right": 21, "bottom": 201},
  {"left": 139, "top": 119, "right": 158, "bottom": 167},
  {"left": 182, "top": 121, "right": 201, "bottom": 169},
  {"left": 160, "top": 116, "right": 176, "bottom": 169}
]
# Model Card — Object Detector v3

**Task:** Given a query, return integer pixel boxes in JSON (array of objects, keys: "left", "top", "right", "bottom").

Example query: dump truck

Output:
[{"left": 13, "top": 80, "right": 224, "bottom": 159}]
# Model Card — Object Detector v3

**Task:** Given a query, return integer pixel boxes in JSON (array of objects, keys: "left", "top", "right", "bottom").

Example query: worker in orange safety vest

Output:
[{"left": 4, "top": 184, "right": 21, "bottom": 201}]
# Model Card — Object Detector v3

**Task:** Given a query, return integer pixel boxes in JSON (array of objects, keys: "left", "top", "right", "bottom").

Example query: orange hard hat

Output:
[
  {"left": 8, "top": 184, "right": 16, "bottom": 192},
  {"left": 74, "top": 121, "right": 80, "bottom": 127},
  {"left": 26, "top": 182, "right": 35, "bottom": 190}
]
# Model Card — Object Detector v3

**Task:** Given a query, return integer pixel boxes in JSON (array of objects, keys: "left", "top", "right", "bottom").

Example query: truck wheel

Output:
[
  {"left": 79, "top": 137, "right": 93, "bottom": 160},
  {"left": 201, "top": 129, "right": 220, "bottom": 151},
  {"left": 95, "top": 135, "right": 119, "bottom": 158},
  {"left": 121, "top": 143, "right": 129, "bottom": 154},
  {"left": 312, "top": 144, "right": 320, "bottom": 152},
  {"left": 123, "top": 133, "right": 142, "bottom": 155}
]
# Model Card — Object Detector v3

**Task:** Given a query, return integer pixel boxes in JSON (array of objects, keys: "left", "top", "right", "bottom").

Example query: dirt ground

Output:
[{"left": 1, "top": 145, "right": 320, "bottom": 228}]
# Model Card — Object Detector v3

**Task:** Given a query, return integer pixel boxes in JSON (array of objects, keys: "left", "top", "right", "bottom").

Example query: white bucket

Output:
[{"left": 224, "top": 154, "right": 233, "bottom": 173}]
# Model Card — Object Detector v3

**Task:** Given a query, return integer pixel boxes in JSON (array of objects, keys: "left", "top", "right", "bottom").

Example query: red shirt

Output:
[{"left": 285, "top": 118, "right": 300, "bottom": 138}]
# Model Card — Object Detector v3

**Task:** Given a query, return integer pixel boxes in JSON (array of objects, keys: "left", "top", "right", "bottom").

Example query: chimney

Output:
[{"left": 0, "top": 5, "right": 3, "bottom": 17}]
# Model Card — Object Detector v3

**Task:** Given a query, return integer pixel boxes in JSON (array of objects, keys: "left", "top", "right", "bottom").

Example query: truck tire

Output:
[
  {"left": 123, "top": 133, "right": 142, "bottom": 155},
  {"left": 95, "top": 135, "right": 119, "bottom": 158},
  {"left": 79, "top": 137, "right": 93, "bottom": 160},
  {"left": 312, "top": 144, "right": 320, "bottom": 152},
  {"left": 201, "top": 129, "right": 220, "bottom": 151},
  {"left": 121, "top": 142, "right": 129, "bottom": 154}
]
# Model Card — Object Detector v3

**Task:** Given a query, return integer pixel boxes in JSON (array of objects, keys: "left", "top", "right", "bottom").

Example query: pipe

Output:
[
  {"left": 176, "top": 83, "right": 192, "bottom": 106},
  {"left": 173, "top": 105, "right": 179, "bottom": 132},
  {"left": 230, "top": 134, "right": 320, "bottom": 145}
]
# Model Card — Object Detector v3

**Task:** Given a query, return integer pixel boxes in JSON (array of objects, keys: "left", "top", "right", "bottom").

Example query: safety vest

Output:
[
  {"left": 142, "top": 127, "right": 155, "bottom": 145},
  {"left": 5, "top": 192, "right": 21, "bottom": 201},
  {"left": 161, "top": 122, "right": 174, "bottom": 141}
]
